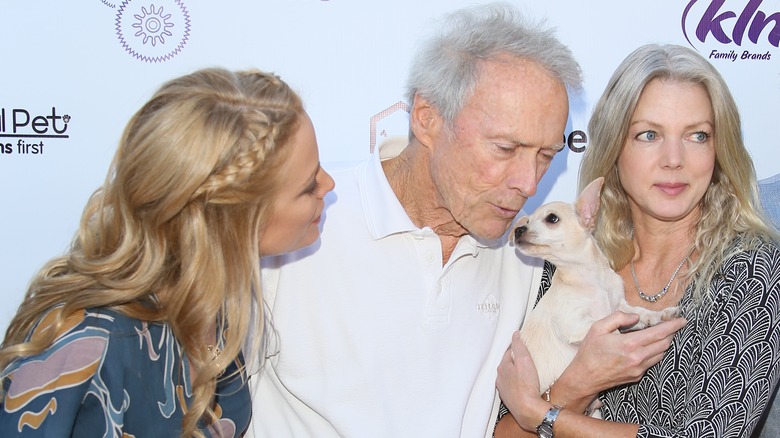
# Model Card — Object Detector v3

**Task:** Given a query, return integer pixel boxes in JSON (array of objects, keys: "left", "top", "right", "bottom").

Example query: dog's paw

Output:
[
  {"left": 585, "top": 399, "right": 603, "bottom": 418},
  {"left": 619, "top": 303, "right": 681, "bottom": 331},
  {"left": 659, "top": 306, "right": 681, "bottom": 321}
]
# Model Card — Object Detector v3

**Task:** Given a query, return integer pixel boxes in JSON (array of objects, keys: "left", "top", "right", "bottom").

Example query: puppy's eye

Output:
[{"left": 545, "top": 213, "right": 559, "bottom": 224}]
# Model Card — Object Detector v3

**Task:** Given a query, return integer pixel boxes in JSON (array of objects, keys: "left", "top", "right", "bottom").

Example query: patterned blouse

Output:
[
  {"left": 0, "top": 308, "right": 251, "bottom": 437},
  {"left": 498, "top": 237, "right": 780, "bottom": 437}
]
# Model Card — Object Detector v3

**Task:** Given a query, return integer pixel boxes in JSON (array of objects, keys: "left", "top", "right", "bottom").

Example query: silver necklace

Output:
[{"left": 630, "top": 251, "right": 691, "bottom": 303}]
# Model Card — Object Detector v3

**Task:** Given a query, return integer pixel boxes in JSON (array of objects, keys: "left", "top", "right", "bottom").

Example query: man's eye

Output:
[
  {"left": 542, "top": 152, "right": 556, "bottom": 161},
  {"left": 494, "top": 143, "right": 514, "bottom": 153}
]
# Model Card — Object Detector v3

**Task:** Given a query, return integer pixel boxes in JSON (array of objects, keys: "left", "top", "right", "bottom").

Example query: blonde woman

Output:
[
  {"left": 497, "top": 44, "right": 780, "bottom": 437},
  {"left": 0, "top": 68, "right": 334, "bottom": 437}
]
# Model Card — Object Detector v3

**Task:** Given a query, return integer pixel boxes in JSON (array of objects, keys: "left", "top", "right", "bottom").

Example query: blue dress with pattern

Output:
[{"left": 0, "top": 308, "right": 251, "bottom": 437}]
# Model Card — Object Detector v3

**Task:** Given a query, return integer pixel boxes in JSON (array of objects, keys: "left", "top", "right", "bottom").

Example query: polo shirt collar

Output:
[{"left": 361, "top": 143, "right": 418, "bottom": 240}]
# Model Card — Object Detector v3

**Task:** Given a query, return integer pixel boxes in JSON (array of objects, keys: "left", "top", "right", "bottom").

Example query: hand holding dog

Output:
[
  {"left": 496, "top": 312, "right": 686, "bottom": 436},
  {"left": 497, "top": 331, "right": 549, "bottom": 433},
  {"left": 552, "top": 310, "right": 686, "bottom": 411}
]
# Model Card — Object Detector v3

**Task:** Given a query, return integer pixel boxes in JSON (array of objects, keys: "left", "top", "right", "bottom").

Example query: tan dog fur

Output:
[{"left": 511, "top": 177, "right": 678, "bottom": 408}]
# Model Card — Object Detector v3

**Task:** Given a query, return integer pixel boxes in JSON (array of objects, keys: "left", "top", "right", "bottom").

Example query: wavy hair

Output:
[
  {"left": 405, "top": 1, "right": 582, "bottom": 129},
  {"left": 579, "top": 43, "right": 778, "bottom": 303},
  {"left": 0, "top": 67, "right": 303, "bottom": 436}
]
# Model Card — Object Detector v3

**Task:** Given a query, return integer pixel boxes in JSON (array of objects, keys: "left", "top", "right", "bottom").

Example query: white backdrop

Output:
[{"left": 2, "top": 0, "right": 779, "bottom": 333}]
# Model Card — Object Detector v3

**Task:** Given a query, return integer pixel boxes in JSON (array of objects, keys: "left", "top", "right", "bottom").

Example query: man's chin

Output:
[{"left": 468, "top": 223, "right": 513, "bottom": 242}]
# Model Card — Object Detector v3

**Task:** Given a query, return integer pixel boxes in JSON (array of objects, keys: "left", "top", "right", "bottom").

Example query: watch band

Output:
[{"left": 536, "top": 405, "right": 562, "bottom": 438}]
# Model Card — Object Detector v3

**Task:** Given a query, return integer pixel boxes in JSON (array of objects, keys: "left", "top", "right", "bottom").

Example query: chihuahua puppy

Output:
[{"left": 512, "top": 177, "right": 678, "bottom": 411}]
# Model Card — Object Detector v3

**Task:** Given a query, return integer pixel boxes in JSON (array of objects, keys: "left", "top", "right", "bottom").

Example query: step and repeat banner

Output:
[{"left": 2, "top": 0, "right": 778, "bottom": 331}]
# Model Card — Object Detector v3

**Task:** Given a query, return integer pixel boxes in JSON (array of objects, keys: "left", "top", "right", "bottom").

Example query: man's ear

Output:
[{"left": 410, "top": 94, "right": 443, "bottom": 148}]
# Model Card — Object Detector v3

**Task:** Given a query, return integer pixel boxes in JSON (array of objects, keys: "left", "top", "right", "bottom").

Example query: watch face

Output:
[
  {"left": 537, "top": 405, "right": 561, "bottom": 438},
  {"left": 537, "top": 423, "right": 554, "bottom": 438}
]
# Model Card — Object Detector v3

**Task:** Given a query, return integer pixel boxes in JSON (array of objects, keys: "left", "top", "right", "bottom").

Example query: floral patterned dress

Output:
[
  {"left": 599, "top": 240, "right": 780, "bottom": 437},
  {"left": 0, "top": 308, "right": 251, "bottom": 437}
]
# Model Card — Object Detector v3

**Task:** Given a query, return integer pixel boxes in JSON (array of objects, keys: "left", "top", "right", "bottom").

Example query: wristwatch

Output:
[{"left": 536, "top": 405, "right": 562, "bottom": 438}]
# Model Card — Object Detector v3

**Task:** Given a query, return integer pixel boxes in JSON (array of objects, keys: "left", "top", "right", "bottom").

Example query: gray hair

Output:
[
  {"left": 579, "top": 43, "right": 777, "bottom": 304},
  {"left": 405, "top": 2, "right": 582, "bottom": 125}
]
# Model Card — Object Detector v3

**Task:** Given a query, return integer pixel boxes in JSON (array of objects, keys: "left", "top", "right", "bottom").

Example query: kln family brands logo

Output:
[
  {"left": 100, "top": 0, "right": 191, "bottom": 63},
  {"left": 682, "top": 0, "right": 779, "bottom": 61},
  {"left": 0, "top": 107, "right": 70, "bottom": 156}
]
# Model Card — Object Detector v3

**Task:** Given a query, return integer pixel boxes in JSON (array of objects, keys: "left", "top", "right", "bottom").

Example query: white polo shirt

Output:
[{"left": 250, "top": 140, "right": 542, "bottom": 438}]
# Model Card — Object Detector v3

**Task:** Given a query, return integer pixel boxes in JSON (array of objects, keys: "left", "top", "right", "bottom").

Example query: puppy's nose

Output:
[{"left": 514, "top": 226, "right": 527, "bottom": 242}]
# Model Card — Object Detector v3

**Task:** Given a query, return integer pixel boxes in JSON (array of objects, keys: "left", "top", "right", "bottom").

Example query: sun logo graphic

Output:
[
  {"left": 130, "top": 4, "right": 175, "bottom": 46},
  {"left": 101, "top": 0, "right": 191, "bottom": 63}
]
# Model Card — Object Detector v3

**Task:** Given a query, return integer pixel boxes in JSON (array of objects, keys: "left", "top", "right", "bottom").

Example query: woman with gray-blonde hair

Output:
[{"left": 497, "top": 43, "right": 780, "bottom": 437}]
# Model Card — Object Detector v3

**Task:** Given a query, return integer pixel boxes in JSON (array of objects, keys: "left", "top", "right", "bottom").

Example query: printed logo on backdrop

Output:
[
  {"left": 368, "top": 102, "right": 589, "bottom": 154},
  {"left": 0, "top": 108, "right": 70, "bottom": 156},
  {"left": 100, "top": 0, "right": 191, "bottom": 63},
  {"left": 682, "top": 0, "right": 779, "bottom": 62},
  {"left": 370, "top": 102, "right": 410, "bottom": 153}
]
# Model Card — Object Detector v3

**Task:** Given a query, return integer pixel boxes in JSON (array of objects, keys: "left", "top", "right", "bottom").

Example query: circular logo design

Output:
[{"left": 115, "top": 0, "right": 191, "bottom": 63}]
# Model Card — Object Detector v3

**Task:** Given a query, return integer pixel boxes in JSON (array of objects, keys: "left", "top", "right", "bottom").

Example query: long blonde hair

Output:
[
  {"left": 1, "top": 67, "right": 303, "bottom": 436},
  {"left": 579, "top": 44, "right": 779, "bottom": 303}
]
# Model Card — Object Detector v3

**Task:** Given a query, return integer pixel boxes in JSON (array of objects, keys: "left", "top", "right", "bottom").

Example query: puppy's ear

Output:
[{"left": 575, "top": 177, "right": 604, "bottom": 232}]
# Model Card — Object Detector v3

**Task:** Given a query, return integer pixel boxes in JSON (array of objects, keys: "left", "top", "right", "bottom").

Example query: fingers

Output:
[
  {"left": 609, "top": 317, "right": 686, "bottom": 380},
  {"left": 510, "top": 330, "right": 525, "bottom": 355},
  {"left": 647, "top": 316, "right": 688, "bottom": 337},
  {"left": 510, "top": 340, "right": 516, "bottom": 361},
  {"left": 622, "top": 317, "right": 686, "bottom": 356},
  {"left": 597, "top": 310, "right": 687, "bottom": 336},
  {"left": 498, "top": 332, "right": 536, "bottom": 375},
  {"left": 636, "top": 318, "right": 685, "bottom": 365},
  {"left": 567, "top": 312, "right": 687, "bottom": 393},
  {"left": 509, "top": 332, "right": 536, "bottom": 367},
  {"left": 501, "top": 331, "right": 523, "bottom": 368},
  {"left": 497, "top": 331, "right": 543, "bottom": 419},
  {"left": 499, "top": 347, "right": 514, "bottom": 370},
  {"left": 498, "top": 334, "right": 521, "bottom": 378},
  {"left": 592, "top": 310, "right": 641, "bottom": 333}
]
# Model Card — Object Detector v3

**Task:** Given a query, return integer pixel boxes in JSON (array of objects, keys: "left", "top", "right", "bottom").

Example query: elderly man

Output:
[{"left": 253, "top": 4, "right": 579, "bottom": 437}]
